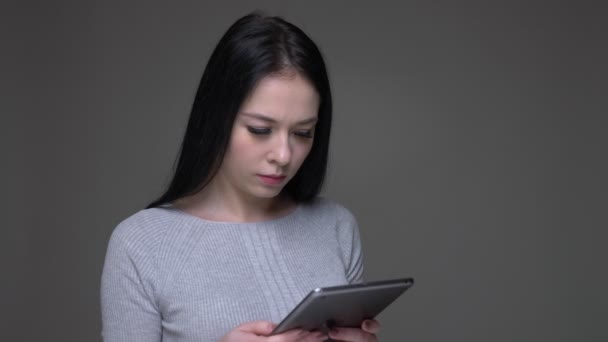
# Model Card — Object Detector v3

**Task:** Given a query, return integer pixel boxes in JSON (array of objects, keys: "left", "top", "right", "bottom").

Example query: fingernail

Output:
[{"left": 366, "top": 319, "right": 379, "bottom": 327}]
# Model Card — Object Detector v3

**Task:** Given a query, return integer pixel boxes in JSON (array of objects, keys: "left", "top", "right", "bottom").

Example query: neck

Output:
[{"left": 173, "top": 180, "right": 294, "bottom": 223}]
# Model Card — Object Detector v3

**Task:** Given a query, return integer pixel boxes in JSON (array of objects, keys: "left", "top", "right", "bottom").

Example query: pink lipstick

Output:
[{"left": 258, "top": 174, "right": 286, "bottom": 186}]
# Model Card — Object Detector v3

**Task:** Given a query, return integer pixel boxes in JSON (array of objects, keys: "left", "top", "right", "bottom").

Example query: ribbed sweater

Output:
[{"left": 100, "top": 197, "right": 364, "bottom": 342}]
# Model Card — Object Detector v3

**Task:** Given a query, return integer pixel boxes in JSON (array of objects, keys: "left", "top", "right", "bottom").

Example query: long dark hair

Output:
[{"left": 147, "top": 12, "right": 333, "bottom": 209}]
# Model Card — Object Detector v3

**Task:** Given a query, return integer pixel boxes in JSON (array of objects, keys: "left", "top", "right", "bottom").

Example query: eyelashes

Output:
[
  {"left": 295, "top": 130, "right": 313, "bottom": 138},
  {"left": 247, "top": 126, "right": 314, "bottom": 139},
  {"left": 247, "top": 126, "right": 271, "bottom": 135}
]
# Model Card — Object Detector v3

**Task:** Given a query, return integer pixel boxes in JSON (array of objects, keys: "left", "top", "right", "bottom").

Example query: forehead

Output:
[{"left": 238, "top": 72, "right": 320, "bottom": 121}]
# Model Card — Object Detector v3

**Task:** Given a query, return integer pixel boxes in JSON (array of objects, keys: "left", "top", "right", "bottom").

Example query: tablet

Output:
[{"left": 271, "top": 277, "right": 414, "bottom": 335}]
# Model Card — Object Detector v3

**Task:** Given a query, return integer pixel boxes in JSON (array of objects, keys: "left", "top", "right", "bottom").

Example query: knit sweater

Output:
[{"left": 100, "top": 197, "right": 364, "bottom": 342}]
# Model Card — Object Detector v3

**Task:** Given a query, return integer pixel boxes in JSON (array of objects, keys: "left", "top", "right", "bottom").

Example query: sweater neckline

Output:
[{"left": 160, "top": 202, "right": 304, "bottom": 226}]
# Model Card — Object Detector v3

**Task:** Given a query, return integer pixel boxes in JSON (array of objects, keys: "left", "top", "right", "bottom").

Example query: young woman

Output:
[{"left": 101, "top": 12, "right": 380, "bottom": 342}]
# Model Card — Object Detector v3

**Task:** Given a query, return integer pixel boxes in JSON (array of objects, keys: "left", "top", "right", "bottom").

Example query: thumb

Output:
[
  {"left": 236, "top": 320, "right": 277, "bottom": 336},
  {"left": 362, "top": 319, "right": 381, "bottom": 334}
]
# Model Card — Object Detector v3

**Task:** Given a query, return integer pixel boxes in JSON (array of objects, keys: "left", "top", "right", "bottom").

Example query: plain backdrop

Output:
[{"left": 2, "top": 1, "right": 607, "bottom": 341}]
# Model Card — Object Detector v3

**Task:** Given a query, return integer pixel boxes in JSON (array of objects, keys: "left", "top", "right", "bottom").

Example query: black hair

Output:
[{"left": 146, "top": 11, "right": 332, "bottom": 209}]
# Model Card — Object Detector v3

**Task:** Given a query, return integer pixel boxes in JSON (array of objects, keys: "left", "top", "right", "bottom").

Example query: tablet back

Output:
[{"left": 272, "top": 277, "right": 414, "bottom": 334}]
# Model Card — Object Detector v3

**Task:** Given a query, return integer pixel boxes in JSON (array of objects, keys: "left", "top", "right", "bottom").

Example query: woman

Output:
[{"left": 101, "top": 12, "right": 380, "bottom": 342}]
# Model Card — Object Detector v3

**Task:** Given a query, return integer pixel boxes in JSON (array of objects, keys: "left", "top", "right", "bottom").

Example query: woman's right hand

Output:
[{"left": 219, "top": 320, "right": 327, "bottom": 342}]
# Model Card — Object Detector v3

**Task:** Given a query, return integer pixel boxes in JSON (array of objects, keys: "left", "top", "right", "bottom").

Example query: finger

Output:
[
  {"left": 267, "top": 328, "right": 303, "bottom": 342},
  {"left": 310, "top": 331, "right": 329, "bottom": 342},
  {"left": 328, "top": 327, "right": 377, "bottom": 342},
  {"left": 236, "top": 320, "right": 277, "bottom": 335},
  {"left": 269, "top": 329, "right": 326, "bottom": 342},
  {"left": 361, "top": 319, "right": 381, "bottom": 334},
  {"left": 304, "top": 330, "right": 329, "bottom": 342}
]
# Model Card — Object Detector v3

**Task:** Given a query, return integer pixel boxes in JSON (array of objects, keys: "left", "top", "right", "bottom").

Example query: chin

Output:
[{"left": 251, "top": 186, "right": 284, "bottom": 199}]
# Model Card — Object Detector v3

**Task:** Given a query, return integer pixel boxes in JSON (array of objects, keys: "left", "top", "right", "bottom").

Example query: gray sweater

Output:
[{"left": 101, "top": 198, "right": 363, "bottom": 342}]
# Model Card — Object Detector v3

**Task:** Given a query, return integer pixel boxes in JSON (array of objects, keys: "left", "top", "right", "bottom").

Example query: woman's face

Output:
[{"left": 215, "top": 72, "right": 320, "bottom": 201}]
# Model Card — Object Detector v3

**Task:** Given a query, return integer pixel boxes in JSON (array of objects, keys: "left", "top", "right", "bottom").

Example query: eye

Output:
[
  {"left": 294, "top": 130, "right": 314, "bottom": 139},
  {"left": 247, "top": 126, "right": 271, "bottom": 135}
]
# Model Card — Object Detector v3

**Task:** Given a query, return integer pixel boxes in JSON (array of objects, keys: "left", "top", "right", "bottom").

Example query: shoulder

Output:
[
  {"left": 106, "top": 206, "right": 204, "bottom": 262},
  {"left": 300, "top": 197, "right": 358, "bottom": 225},
  {"left": 109, "top": 207, "right": 172, "bottom": 250},
  {"left": 296, "top": 197, "right": 359, "bottom": 240}
]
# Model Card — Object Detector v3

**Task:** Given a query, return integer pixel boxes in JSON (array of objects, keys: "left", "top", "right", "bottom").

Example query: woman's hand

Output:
[
  {"left": 326, "top": 319, "right": 380, "bottom": 342},
  {"left": 219, "top": 320, "right": 327, "bottom": 342}
]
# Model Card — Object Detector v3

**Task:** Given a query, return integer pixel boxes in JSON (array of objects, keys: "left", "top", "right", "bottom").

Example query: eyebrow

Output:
[{"left": 240, "top": 112, "right": 318, "bottom": 125}]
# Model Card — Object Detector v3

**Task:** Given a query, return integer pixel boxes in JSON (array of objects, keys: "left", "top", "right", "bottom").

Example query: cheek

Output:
[
  {"left": 225, "top": 132, "right": 257, "bottom": 167},
  {"left": 228, "top": 140, "right": 248, "bottom": 156}
]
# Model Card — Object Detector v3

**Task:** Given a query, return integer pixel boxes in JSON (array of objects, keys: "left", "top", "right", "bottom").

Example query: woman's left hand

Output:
[{"left": 327, "top": 319, "right": 380, "bottom": 341}]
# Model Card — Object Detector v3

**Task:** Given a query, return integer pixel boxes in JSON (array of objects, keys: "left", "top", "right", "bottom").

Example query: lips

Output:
[{"left": 257, "top": 174, "right": 286, "bottom": 186}]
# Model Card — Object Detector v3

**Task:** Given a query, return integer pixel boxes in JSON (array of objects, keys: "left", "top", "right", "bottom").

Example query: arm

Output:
[
  {"left": 100, "top": 223, "right": 162, "bottom": 342},
  {"left": 334, "top": 206, "right": 380, "bottom": 341},
  {"left": 335, "top": 205, "right": 364, "bottom": 284}
]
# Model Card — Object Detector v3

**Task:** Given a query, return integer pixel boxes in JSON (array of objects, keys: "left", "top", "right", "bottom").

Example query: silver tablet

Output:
[{"left": 271, "top": 278, "right": 414, "bottom": 335}]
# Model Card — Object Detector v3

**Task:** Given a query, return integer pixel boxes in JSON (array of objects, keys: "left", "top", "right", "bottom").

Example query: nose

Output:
[{"left": 268, "top": 133, "right": 292, "bottom": 167}]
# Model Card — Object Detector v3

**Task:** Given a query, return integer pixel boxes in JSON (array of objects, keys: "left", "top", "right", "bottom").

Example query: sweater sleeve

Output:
[
  {"left": 335, "top": 205, "right": 364, "bottom": 284},
  {"left": 100, "top": 220, "right": 162, "bottom": 342}
]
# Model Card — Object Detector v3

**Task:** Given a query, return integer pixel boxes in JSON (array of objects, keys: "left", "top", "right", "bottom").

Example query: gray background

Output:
[{"left": 2, "top": 0, "right": 607, "bottom": 341}]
